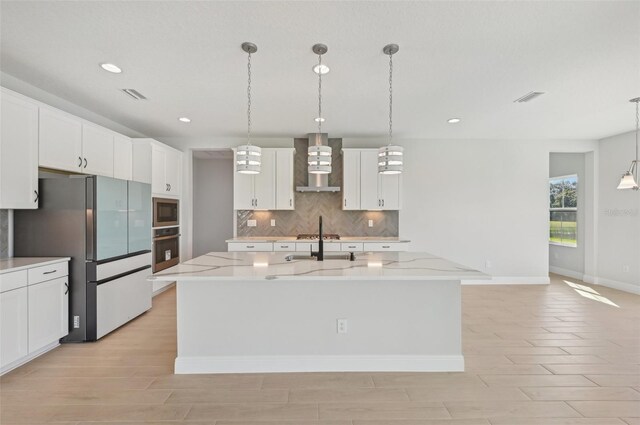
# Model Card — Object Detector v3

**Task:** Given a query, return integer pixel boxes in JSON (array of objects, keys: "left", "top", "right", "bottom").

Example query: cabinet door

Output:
[
  {"left": 360, "top": 150, "right": 381, "bottom": 210},
  {"left": 28, "top": 277, "right": 68, "bottom": 353},
  {"left": 39, "top": 107, "right": 82, "bottom": 172},
  {"left": 113, "top": 134, "right": 132, "bottom": 180},
  {"left": 164, "top": 149, "right": 182, "bottom": 196},
  {"left": 253, "top": 149, "right": 276, "bottom": 210},
  {"left": 0, "top": 91, "right": 39, "bottom": 209},
  {"left": 0, "top": 287, "right": 28, "bottom": 369},
  {"left": 132, "top": 142, "right": 152, "bottom": 184},
  {"left": 233, "top": 171, "right": 254, "bottom": 210},
  {"left": 342, "top": 150, "right": 361, "bottom": 210},
  {"left": 151, "top": 146, "right": 167, "bottom": 195},
  {"left": 379, "top": 173, "right": 401, "bottom": 210},
  {"left": 276, "top": 149, "right": 295, "bottom": 210},
  {"left": 82, "top": 124, "right": 114, "bottom": 177}
]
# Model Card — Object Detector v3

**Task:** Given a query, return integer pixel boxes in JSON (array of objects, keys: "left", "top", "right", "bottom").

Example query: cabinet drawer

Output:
[
  {"left": 363, "top": 242, "right": 408, "bottom": 252},
  {"left": 296, "top": 242, "right": 318, "bottom": 252},
  {"left": 323, "top": 242, "right": 342, "bottom": 252},
  {"left": 273, "top": 243, "right": 296, "bottom": 251},
  {"left": 341, "top": 242, "right": 364, "bottom": 252},
  {"left": 0, "top": 270, "right": 28, "bottom": 293},
  {"left": 28, "top": 262, "right": 68, "bottom": 285},
  {"left": 228, "top": 242, "right": 273, "bottom": 252}
]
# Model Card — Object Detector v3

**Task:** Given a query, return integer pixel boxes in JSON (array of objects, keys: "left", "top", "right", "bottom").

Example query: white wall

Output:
[
  {"left": 192, "top": 157, "right": 234, "bottom": 256},
  {"left": 594, "top": 131, "right": 640, "bottom": 293},
  {"left": 549, "top": 153, "right": 586, "bottom": 277}
]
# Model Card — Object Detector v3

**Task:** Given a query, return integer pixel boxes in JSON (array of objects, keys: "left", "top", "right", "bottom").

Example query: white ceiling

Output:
[{"left": 1, "top": 1, "right": 639, "bottom": 145}]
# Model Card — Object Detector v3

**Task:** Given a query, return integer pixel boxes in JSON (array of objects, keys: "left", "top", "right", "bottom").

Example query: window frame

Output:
[{"left": 549, "top": 173, "right": 578, "bottom": 248}]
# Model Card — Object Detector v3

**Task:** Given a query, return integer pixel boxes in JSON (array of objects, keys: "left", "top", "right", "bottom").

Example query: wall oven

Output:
[
  {"left": 153, "top": 226, "right": 180, "bottom": 272},
  {"left": 153, "top": 197, "right": 179, "bottom": 227}
]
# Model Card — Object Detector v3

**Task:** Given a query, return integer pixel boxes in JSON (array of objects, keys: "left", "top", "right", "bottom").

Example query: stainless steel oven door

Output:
[
  {"left": 152, "top": 227, "right": 180, "bottom": 273},
  {"left": 153, "top": 197, "right": 179, "bottom": 227}
]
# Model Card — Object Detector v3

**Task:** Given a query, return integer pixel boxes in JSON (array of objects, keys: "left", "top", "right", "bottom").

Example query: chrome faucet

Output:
[{"left": 310, "top": 215, "right": 324, "bottom": 261}]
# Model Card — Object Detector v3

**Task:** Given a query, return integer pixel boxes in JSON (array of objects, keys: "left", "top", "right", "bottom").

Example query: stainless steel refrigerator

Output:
[{"left": 14, "top": 175, "right": 152, "bottom": 342}]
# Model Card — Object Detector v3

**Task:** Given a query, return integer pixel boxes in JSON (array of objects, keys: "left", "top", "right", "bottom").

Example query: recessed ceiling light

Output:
[
  {"left": 314, "top": 117, "right": 325, "bottom": 123},
  {"left": 447, "top": 118, "right": 461, "bottom": 124},
  {"left": 178, "top": 117, "right": 191, "bottom": 123},
  {"left": 100, "top": 63, "right": 122, "bottom": 73},
  {"left": 313, "top": 64, "right": 330, "bottom": 75}
]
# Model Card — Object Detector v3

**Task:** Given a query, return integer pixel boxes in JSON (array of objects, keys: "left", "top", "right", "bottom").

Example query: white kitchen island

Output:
[{"left": 151, "top": 251, "right": 487, "bottom": 374}]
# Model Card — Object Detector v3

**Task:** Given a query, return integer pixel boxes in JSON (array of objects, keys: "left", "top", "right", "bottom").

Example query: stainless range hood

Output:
[{"left": 296, "top": 133, "right": 341, "bottom": 192}]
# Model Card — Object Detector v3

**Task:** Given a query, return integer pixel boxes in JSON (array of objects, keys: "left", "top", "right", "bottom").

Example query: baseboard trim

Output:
[
  {"left": 0, "top": 341, "right": 59, "bottom": 376},
  {"left": 175, "top": 355, "right": 464, "bottom": 374},
  {"left": 549, "top": 266, "right": 584, "bottom": 281},
  {"left": 594, "top": 277, "right": 640, "bottom": 295},
  {"left": 462, "top": 276, "right": 550, "bottom": 285}
]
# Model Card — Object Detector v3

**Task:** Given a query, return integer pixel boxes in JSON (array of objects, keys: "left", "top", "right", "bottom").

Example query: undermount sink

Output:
[{"left": 285, "top": 253, "right": 356, "bottom": 262}]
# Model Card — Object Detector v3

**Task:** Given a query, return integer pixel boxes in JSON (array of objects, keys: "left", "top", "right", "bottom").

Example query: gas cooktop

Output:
[{"left": 296, "top": 233, "right": 341, "bottom": 241}]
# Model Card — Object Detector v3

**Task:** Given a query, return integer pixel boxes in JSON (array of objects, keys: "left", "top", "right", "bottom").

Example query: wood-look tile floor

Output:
[{"left": 1, "top": 273, "right": 639, "bottom": 424}]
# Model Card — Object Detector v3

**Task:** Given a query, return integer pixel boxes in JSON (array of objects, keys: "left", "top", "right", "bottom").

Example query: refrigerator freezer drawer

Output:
[
  {"left": 95, "top": 252, "right": 152, "bottom": 281},
  {"left": 95, "top": 268, "right": 152, "bottom": 339}
]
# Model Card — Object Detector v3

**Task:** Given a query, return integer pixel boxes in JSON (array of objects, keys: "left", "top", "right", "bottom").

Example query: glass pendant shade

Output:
[
  {"left": 617, "top": 172, "right": 638, "bottom": 190},
  {"left": 308, "top": 145, "right": 332, "bottom": 174},
  {"left": 236, "top": 144, "right": 262, "bottom": 174},
  {"left": 378, "top": 145, "right": 404, "bottom": 174}
]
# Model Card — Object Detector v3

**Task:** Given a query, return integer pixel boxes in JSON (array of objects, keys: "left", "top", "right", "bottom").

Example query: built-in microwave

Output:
[{"left": 153, "top": 197, "right": 179, "bottom": 228}]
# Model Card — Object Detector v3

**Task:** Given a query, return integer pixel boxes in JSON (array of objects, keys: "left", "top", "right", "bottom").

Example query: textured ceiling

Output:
[{"left": 1, "top": 1, "right": 639, "bottom": 145}]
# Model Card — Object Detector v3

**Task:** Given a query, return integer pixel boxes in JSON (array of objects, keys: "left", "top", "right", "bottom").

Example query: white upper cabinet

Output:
[
  {"left": 342, "top": 149, "right": 361, "bottom": 210},
  {"left": 151, "top": 145, "right": 166, "bottom": 194},
  {"left": 164, "top": 149, "right": 182, "bottom": 197},
  {"left": 233, "top": 154, "right": 255, "bottom": 210},
  {"left": 349, "top": 149, "right": 402, "bottom": 211},
  {"left": 0, "top": 90, "right": 39, "bottom": 209},
  {"left": 253, "top": 149, "right": 276, "bottom": 210},
  {"left": 82, "top": 124, "right": 114, "bottom": 177},
  {"left": 276, "top": 149, "right": 295, "bottom": 210},
  {"left": 132, "top": 141, "right": 152, "bottom": 184},
  {"left": 39, "top": 107, "right": 82, "bottom": 173},
  {"left": 113, "top": 134, "right": 132, "bottom": 180}
]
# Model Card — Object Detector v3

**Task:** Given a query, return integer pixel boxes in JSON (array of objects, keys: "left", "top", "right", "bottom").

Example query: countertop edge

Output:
[
  {"left": 0, "top": 257, "right": 71, "bottom": 274},
  {"left": 227, "top": 238, "right": 411, "bottom": 243}
]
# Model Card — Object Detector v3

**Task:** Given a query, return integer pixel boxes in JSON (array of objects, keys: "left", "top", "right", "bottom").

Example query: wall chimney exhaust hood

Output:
[{"left": 296, "top": 133, "right": 341, "bottom": 192}]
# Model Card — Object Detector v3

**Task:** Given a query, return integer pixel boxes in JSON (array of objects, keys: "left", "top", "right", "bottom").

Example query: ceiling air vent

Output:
[
  {"left": 121, "top": 89, "right": 147, "bottom": 100},
  {"left": 514, "top": 91, "right": 545, "bottom": 103}
]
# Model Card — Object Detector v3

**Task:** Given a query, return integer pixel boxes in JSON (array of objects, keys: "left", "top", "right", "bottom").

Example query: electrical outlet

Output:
[
  {"left": 623, "top": 265, "right": 630, "bottom": 273},
  {"left": 485, "top": 260, "right": 492, "bottom": 269},
  {"left": 271, "top": 219, "right": 276, "bottom": 227},
  {"left": 247, "top": 220, "right": 257, "bottom": 227},
  {"left": 73, "top": 316, "right": 80, "bottom": 329},
  {"left": 337, "top": 319, "right": 348, "bottom": 334},
  {"left": 368, "top": 219, "right": 373, "bottom": 227}
]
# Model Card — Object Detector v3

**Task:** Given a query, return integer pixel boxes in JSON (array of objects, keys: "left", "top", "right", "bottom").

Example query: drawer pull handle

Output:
[
  {"left": 43, "top": 269, "right": 57, "bottom": 275},
  {"left": 64, "top": 282, "right": 69, "bottom": 295},
  {"left": 246, "top": 245, "right": 255, "bottom": 248},
  {"left": 382, "top": 245, "right": 391, "bottom": 248}
]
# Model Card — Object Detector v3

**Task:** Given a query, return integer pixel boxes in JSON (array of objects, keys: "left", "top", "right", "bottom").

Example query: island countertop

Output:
[{"left": 150, "top": 251, "right": 488, "bottom": 282}]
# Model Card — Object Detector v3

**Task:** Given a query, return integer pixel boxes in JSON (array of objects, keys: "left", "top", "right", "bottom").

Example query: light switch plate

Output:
[
  {"left": 368, "top": 219, "right": 373, "bottom": 227},
  {"left": 247, "top": 220, "right": 257, "bottom": 227},
  {"left": 271, "top": 219, "right": 276, "bottom": 227}
]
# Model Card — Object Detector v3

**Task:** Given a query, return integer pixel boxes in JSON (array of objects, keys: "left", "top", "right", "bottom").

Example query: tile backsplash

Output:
[
  {"left": 0, "top": 210, "right": 9, "bottom": 258},
  {"left": 237, "top": 138, "right": 399, "bottom": 237}
]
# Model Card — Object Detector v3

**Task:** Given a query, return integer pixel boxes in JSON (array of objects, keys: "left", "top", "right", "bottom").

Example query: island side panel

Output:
[{"left": 175, "top": 278, "right": 463, "bottom": 374}]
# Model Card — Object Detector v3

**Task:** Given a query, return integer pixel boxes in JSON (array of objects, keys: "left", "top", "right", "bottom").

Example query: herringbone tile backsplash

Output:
[{"left": 237, "top": 138, "right": 399, "bottom": 237}]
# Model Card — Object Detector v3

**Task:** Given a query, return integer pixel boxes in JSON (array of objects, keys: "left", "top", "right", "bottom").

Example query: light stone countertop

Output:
[
  {"left": 0, "top": 257, "right": 71, "bottom": 274},
  {"left": 227, "top": 236, "right": 411, "bottom": 243},
  {"left": 150, "top": 251, "right": 487, "bottom": 282}
]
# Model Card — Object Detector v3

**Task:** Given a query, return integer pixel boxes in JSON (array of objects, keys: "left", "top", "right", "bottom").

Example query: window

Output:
[{"left": 549, "top": 175, "right": 577, "bottom": 247}]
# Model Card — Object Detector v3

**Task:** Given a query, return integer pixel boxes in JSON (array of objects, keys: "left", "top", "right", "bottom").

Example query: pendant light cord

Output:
[
  {"left": 247, "top": 51, "right": 252, "bottom": 145},
  {"left": 318, "top": 54, "right": 323, "bottom": 133},
  {"left": 388, "top": 52, "right": 393, "bottom": 145}
]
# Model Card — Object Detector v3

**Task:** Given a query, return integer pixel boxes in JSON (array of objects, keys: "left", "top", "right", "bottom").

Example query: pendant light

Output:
[
  {"left": 236, "top": 42, "right": 261, "bottom": 174},
  {"left": 617, "top": 97, "right": 640, "bottom": 190},
  {"left": 308, "top": 43, "right": 332, "bottom": 175},
  {"left": 378, "top": 44, "right": 403, "bottom": 175}
]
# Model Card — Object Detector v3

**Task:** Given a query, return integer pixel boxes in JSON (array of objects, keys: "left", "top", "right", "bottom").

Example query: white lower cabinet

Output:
[
  {"left": 363, "top": 242, "right": 409, "bottom": 252},
  {"left": 0, "top": 287, "right": 29, "bottom": 369},
  {"left": 227, "top": 242, "right": 274, "bottom": 252},
  {"left": 0, "top": 260, "right": 70, "bottom": 375},
  {"left": 28, "top": 277, "right": 69, "bottom": 353}
]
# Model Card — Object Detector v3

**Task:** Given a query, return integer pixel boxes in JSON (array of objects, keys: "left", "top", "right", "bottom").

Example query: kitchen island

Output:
[{"left": 151, "top": 251, "right": 487, "bottom": 374}]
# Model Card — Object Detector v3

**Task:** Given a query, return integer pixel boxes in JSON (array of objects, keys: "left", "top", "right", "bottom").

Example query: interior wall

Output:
[
  {"left": 595, "top": 131, "right": 640, "bottom": 293},
  {"left": 549, "top": 152, "right": 586, "bottom": 277},
  {"left": 192, "top": 157, "right": 234, "bottom": 256}
]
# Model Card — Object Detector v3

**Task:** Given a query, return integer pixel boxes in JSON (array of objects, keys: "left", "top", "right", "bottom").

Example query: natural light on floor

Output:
[{"left": 564, "top": 280, "right": 620, "bottom": 308}]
